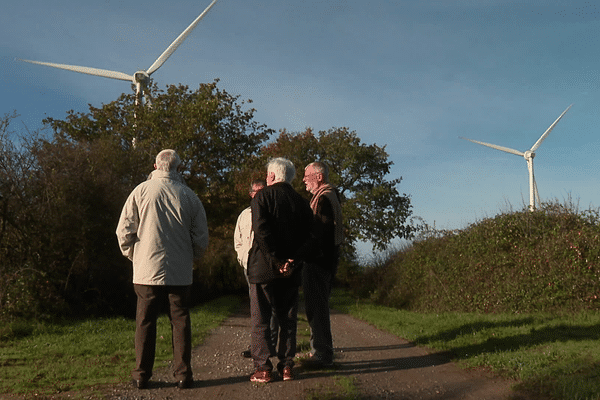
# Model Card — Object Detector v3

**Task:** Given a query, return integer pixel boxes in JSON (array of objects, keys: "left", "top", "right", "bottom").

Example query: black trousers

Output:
[
  {"left": 249, "top": 277, "right": 300, "bottom": 371},
  {"left": 244, "top": 269, "right": 279, "bottom": 350},
  {"left": 302, "top": 263, "right": 335, "bottom": 363},
  {"left": 132, "top": 284, "right": 193, "bottom": 381}
]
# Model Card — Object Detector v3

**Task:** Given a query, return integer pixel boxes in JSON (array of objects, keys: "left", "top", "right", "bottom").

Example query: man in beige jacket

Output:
[{"left": 116, "top": 149, "right": 208, "bottom": 390}]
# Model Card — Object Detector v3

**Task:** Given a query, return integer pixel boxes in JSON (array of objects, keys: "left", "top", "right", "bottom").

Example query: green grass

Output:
[
  {"left": 331, "top": 289, "right": 600, "bottom": 400},
  {"left": 296, "top": 312, "right": 313, "bottom": 355},
  {"left": 0, "top": 295, "right": 240, "bottom": 396}
]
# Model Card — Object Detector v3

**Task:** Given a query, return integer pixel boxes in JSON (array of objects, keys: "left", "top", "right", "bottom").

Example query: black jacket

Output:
[
  {"left": 247, "top": 182, "right": 313, "bottom": 284},
  {"left": 306, "top": 194, "right": 339, "bottom": 272}
]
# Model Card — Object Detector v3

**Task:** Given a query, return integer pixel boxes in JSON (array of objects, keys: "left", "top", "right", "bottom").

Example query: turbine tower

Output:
[
  {"left": 19, "top": 0, "right": 219, "bottom": 106},
  {"left": 460, "top": 104, "right": 572, "bottom": 211}
]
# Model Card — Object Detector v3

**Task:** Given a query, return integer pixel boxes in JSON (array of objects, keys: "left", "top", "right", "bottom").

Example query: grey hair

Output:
[
  {"left": 267, "top": 157, "right": 295, "bottom": 184},
  {"left": 307, "top": 161, "right": 329, "bottom": 182},
  {"left": 155, "top": 149, "right": 181, "bottom": 172}
]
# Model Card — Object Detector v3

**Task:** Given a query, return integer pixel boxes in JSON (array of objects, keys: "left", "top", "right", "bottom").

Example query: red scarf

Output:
[{"left": 310, "top": 184, "right": 344, "bottom": 246}]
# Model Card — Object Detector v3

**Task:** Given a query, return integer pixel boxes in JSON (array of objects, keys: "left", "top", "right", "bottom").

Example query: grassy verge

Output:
[
  {"left": 331, "top": 289, "right": 600, "bottom": 400},
  {"left": 0, "top": 295, "right": 240, "bottom": 396}
]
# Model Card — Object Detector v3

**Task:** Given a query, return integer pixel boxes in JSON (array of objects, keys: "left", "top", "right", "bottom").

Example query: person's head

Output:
[
  {"left": 303, "top": 161, "right": 329, "bottom": 194},
  {"left": 154, "top": 149, "right": 181, "bottom": 172},
  {"left": 266, "top": 158, "right": 295, "bottom": 185},
  {"left": 249, "top": 179, "right": 266, "bottom": 199}
]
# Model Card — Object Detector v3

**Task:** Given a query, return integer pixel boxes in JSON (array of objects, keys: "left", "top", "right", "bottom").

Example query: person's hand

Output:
[{"left": 278, "top": 259, "right": 295, "bottom": 277}]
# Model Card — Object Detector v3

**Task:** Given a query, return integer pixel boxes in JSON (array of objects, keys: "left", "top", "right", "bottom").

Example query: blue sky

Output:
[{"left": 2, "top": 0, "right": 599, "bottom": 251}]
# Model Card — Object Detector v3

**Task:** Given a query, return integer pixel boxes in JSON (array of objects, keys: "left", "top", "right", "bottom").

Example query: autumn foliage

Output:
[{"left": 0, "top": 81, "right": 415, "bottom": 321}]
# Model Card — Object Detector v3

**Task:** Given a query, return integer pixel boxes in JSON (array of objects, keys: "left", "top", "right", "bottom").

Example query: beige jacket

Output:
[
  {"left": 116, "top": 170, "right": 209, "bottom": 285},
  {"left": 233, "top": 206, "right": 253, "bottom": 270}
]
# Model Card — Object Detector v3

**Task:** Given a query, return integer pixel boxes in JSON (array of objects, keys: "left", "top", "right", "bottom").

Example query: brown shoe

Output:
[
  {"left": 281, "top": 366, "right": 294, "bottom": 381},
  {"left": 250, "top": 370, "right": 273, "bottom": 383}
]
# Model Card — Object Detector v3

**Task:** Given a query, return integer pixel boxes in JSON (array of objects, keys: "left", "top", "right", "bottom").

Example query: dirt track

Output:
[{"left": 92, "top": 299, "right": 531, "bottom": 400}]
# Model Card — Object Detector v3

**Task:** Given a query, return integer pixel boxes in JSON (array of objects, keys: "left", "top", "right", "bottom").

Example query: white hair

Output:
[
  {"left": 267, "top": 157, "right": 295, "bottom": 184},
  {"left": 155, "top": 149, "right": 181, "bottom": 172}
]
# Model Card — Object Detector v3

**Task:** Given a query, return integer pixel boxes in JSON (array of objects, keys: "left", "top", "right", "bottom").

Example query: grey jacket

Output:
[{"left": 116, "top": 170, "right": 209, "bottom": 285}]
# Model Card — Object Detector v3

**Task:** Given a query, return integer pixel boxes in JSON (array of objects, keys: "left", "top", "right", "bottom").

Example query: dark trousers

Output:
[
  {"left": 250, "top": 278, "right": 299, "bottom": 371},
  {"left": 302, "top": 263, "right": 334, "bottom": 363},
  {"left": 244, "top": 269, "right": 279, "bottom": 350},
  {"left": 132, "top": 284, "right": 193, "bottom": 381}
]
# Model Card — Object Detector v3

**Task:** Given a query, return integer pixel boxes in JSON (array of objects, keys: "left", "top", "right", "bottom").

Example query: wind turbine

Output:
[
  {"left": 460, "top": 104, "right": 572, "bottom": 211},
  {"left": 18, "top": 0, "right": 219, "bottom": 106}
]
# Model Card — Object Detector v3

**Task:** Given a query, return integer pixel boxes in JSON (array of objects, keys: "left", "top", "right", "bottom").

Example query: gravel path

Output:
[{"left": 92, "top": 299, "right": 529, "bottom": 400}]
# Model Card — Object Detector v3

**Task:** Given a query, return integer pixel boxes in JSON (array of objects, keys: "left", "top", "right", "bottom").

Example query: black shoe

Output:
[
  {"left": 241, "top": 348, "right": 252, "bottom": 358},
  {"left": 302, "top": 356, "right": 334, "bottom": 369},
  {"left": 177, "top": 379, "right": 193, "bottom": 389},
  {"left": 131, "top": 379, "right": 148, "bottom": 389}
]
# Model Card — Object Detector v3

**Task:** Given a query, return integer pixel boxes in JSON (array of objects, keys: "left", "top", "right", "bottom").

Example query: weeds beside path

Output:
[{"left": 87, "top": 301, "right": 524, "bottom": 400}]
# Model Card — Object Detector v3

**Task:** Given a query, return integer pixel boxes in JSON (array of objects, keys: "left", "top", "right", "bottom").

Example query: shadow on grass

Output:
[
  {"left": 415, "top": 319, "right": 600, "bottom": 359},
  {"left": 413, "top": 317, "right": 538, "bottom": 344}
]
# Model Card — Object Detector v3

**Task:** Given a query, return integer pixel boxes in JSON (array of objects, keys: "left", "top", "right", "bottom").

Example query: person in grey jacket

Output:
[{"left": 116, "top": 149, "right": 209, "bottom": 390}]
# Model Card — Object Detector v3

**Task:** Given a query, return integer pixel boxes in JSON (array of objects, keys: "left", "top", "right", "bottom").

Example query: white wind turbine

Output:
[
  {"left": 460, "top": 104, "right": 572, "bottom": 211},
  {"left": 18, "top": 0, "right": 219, "bottom": 107}
]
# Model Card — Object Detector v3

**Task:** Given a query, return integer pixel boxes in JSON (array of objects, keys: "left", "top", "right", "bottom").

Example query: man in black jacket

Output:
[
  {"left": 247, "top": 157, "right": 313, "bottom": 383},
  {"left": 302, "top": 161, "right": 343, "bottom": 368}
]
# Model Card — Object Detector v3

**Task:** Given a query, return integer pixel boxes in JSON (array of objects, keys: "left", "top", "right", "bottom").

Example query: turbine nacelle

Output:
[
  {"left": 523, "top": 150, "right": 535, "bottom": 161},
  {"left": 133, "top": 71, "right": 151, "bottom": 86}
]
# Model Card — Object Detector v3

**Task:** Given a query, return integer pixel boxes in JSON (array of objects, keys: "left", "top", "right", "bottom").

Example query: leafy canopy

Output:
[
  {"left": 44, "top": 79, "right": 274, "bottom": 227},
  {"left": 244, "top": 127, "right": 415, "bottom": 253}
]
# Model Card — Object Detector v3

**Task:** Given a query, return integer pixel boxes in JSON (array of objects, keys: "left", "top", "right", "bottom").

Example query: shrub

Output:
[{"left": 358, "top": 200, "right": 600, "bottom": 314}]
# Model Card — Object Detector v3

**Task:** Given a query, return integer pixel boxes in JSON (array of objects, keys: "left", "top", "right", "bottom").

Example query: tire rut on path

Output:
[{"left": 100, "top": 304, "right": 522, "bottom": 400}]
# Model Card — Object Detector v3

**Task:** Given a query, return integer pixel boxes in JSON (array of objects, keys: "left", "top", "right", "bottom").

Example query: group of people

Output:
[{"left": 116, "top": 150, "right": 343, "bottom": 389}]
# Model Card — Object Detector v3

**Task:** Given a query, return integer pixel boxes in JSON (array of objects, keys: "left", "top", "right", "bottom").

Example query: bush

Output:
[{"left": 356, "top": 200, "right": 600, "bottom": 314}]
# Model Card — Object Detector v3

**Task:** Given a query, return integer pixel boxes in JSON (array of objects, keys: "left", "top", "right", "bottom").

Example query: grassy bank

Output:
[
  {"left": 364, "top": 201, "right": 600, "bottom": 314},
  {"left": 0, "top": 295, "right": 240, "bottom": 397}
]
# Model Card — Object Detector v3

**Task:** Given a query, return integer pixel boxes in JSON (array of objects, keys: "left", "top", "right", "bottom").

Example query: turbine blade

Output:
[
  {"left": 530, "top": 104, "right": 573, "bottom": 152},
  {"left": 19, "top": 59, "right": 133, "bottom": 82},
  {"left": 459, "top": 137, "right": 524, "bottom": 157},
  {"left": 146, "top": 0, "right": 219, "bottom": 75}
]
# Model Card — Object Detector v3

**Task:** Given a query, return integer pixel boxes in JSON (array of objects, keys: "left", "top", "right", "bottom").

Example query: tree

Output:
[
  {"left": 45, "top": 80, "right": 273, "bottom": 222},
  {"left": 0, "top": 112, "right": 69, "bottom": 320},
  {"left": 34, "top": 80, "right": 274, "bottom": 312},
  {"left": 241, "top": 127, "right": 415, "bottom": 257}
]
